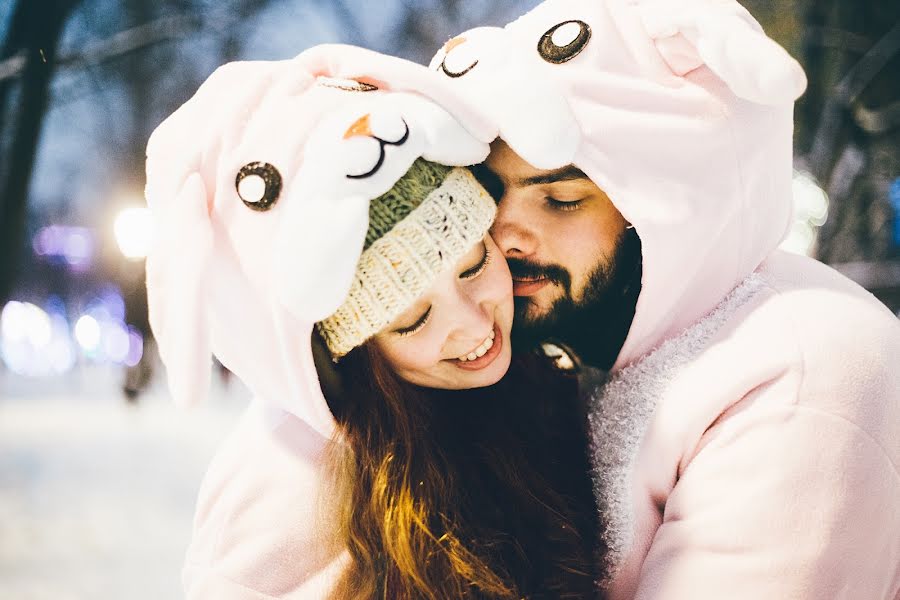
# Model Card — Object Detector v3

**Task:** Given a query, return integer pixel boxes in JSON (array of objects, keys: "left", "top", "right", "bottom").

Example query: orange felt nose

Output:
[
  {"left": 343, "top": 114, "right": 373, "bottom": 139},
  {"left": 443, "top": 36, "right": 467, "bottom": 53}
]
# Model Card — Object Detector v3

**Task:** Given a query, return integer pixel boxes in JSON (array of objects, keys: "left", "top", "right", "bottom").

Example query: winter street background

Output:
[
  {"left": 1, "top": 0, "right": 897, "bottom": 598},
  {"left": 0, "top": 2, "right": 536, "bottom": 597},
  {"left": 0, "top": 367, "right": 246, "bottom": 599}
]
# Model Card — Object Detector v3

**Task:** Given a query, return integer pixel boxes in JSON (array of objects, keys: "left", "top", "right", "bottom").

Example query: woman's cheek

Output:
[
  {"left": 485, "top": 250, "right": 514, "bottom": 306},
  {"left": 384, "top": 331, "right": 447, "bottom": 376}
]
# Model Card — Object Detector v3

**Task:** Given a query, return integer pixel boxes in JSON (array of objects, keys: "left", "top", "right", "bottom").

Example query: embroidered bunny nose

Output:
[
  {"left": 344, "top": 114, "right": 373, "bottom": 139},
  {"left": 342, "top": 111, "right": 411, "bottom": 180},
  {"left": 443, "top": 36, "right": 468, "bottom": 53}
]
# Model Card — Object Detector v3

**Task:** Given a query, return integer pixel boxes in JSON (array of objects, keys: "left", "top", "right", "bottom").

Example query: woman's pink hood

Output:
[
  {"left": 145, "top": 45, "right": 495, "bottom": 436},
  {"left": 431, "top": 0, "right": 807, "bottom": 370}
]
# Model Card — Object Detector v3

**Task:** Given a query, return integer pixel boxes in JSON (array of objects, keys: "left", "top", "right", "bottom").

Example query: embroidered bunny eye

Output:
[
  {"left": 538, "top": 20, "right": 591, "bottom": 64},
  {"left": 438, "top": 36, "right": 478, "bottom": 78},
  {"left": 236, "top": 162, "right": 282, "bottom": 211}
]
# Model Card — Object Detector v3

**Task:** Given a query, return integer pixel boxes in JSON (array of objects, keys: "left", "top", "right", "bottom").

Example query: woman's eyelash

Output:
[
  {"left": 394, "top": 245, "right": 490, "bottom": 337},
  {"left": 396, "top": 306, "right": 432, "bottom": 337},
  {"left": 546, "top": 197, "right": 584, "bottom": 212},
  {"left": 460, "top": 245, "right": 491, "bottom": 280}
]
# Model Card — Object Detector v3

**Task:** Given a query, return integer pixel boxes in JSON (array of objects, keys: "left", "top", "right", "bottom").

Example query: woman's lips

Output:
[
  {"left": 512, "top": 277, "right": 550, "bottom": 296},
  {"left": 455, "top": 324, "right": 503, "bottom": 371}
]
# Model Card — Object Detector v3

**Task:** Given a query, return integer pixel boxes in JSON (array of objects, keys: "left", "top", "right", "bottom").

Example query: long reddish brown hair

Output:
[{"left": 321, "top": 339, "right": 600, "bottom": 599}]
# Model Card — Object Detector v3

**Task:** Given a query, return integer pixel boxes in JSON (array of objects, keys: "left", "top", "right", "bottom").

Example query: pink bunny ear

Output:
[
  {"left": 145, "top": 173, "right": 214, "bottom": 409},
  {"left": 640, "top": 0, "right": 807, "bottom": 105}
]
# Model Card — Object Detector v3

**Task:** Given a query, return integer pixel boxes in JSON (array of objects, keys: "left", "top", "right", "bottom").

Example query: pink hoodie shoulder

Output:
[
  {"left": 183, "top": 399, "right": 350, "bottom": 599},
  {"left": 427, "top": 0, "right": 900, "bottom": 596},
  {"left": 590, "top": 251, "right": 900, "bottom": 600}
]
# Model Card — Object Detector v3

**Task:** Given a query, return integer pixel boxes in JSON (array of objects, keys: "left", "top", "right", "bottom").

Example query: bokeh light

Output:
[
  {"left": 31, "top": 225, "right": 95, "bottom": 270},
  {"left": 125, "top": 326, "right": 144, "bottom": 368},
  {"left": 1, "top": 301, "right": 75, "bottom": 376},
  {"left": 114, "top": 207, "right": 153, "bottom": 260},
  {"left": 74, "top": 314, "right": 101, "bottom": 354},
  {"left": 781, "top": 170, "right": 830, "bottom": 256}
]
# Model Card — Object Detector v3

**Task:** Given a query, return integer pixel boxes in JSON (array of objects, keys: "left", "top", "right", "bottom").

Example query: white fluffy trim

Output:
[{"left": 587, "top": 272, "right": 764, "bottom": 583}]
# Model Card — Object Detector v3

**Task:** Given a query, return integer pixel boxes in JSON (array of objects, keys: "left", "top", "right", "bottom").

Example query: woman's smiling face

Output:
[{"left": 372, "top": 234, "right": 514, "bottom": 390}]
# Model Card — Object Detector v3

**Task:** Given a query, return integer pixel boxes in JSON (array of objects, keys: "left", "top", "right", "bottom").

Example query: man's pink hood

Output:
[{"left": 430, "top": 0, "right": 807, "bottom": 369}]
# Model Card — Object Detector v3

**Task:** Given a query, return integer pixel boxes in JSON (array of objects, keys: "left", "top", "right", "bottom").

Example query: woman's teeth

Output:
[{"left": 457, "top": 329, "right": 496, "bottom": 362}]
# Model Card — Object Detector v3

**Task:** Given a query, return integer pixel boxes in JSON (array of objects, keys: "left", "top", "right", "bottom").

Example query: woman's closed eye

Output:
[
  {"left": 394, "top": 306, "right": 432, "bottom": 337},
  {"left": 459, "top": 243, "right": 491, "bottom": 280},
  {"left": 392, "top": 242, "right": 489, "bottom": 338}
]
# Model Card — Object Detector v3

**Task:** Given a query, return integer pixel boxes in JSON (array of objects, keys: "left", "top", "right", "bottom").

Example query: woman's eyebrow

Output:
[{"left": 518, "top": 165, "right": 589, "bottom": 187}]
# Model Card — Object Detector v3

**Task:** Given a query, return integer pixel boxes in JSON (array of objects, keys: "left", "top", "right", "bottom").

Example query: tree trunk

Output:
[{"left": 0, "top": 0, "right": 81, "bottom": 305}]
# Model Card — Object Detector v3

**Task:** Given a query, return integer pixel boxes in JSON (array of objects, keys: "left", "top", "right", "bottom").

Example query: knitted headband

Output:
[{"left": 317, "top": 159, "right": 496, "bottom": 358}]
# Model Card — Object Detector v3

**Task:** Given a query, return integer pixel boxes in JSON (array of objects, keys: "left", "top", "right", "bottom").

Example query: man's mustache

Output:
[{"left": 506, "top": 258, "right": 571, "bottom": 289}]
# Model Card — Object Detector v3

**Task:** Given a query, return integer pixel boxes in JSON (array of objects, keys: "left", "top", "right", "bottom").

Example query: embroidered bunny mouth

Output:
[{"left": 343, "top": 116, "right": 410, "bottom": 180}]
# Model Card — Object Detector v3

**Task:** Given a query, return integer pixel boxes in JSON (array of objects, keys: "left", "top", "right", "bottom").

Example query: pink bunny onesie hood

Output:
[
  {"left": 432, "top": 1, "right": 900, "bottom": 598},
  {"left": 145, "top": 44, "right": 495, "bottom": 598}
]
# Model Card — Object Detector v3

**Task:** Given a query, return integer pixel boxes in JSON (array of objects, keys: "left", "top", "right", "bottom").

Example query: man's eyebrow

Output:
[{"left": 518, "top": 165, "right": 589, "bottom": 187}]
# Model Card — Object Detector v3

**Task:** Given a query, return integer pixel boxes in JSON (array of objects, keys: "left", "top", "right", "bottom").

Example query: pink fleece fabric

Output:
[
  {"left": 431, "top": 1, "right": 900, "bottom": 598},
  {"left": 144, "top": 44, "right": 497, "bottom": 597}
]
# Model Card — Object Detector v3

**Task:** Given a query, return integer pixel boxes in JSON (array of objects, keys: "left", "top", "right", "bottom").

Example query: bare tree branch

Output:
[
  {"left": 853, "top": 99, "right": 900, "bottom": 134},
  {"left": 832, "top": 259, "right": 900, "bottom": 290},
  {"left": 0, "top": 14, "right": 201, "bottom": 83},
  {"left": 808, "top": 19, "right": 900, "bottom": 180},
  {"left": 329, "top": 0, "right": 367, "bottom": 45},
  {"left": 0, "top": 53, "right": 26, "bottom": 81},
  {"left": 803, "top": 25, "right": 872, "bottom": 54}
]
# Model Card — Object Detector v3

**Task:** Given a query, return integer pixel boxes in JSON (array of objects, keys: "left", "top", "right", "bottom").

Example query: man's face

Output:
[{"left": 476, "top": 140, "right": 639, "bottom": 366}]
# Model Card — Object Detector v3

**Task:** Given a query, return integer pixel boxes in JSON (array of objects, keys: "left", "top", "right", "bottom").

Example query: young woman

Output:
[
  {"left": 145, "top": 46, "right": 600, "bottom": 599},
  {"left": 314, "top": 159, "right": 599, "bottom": 599}
]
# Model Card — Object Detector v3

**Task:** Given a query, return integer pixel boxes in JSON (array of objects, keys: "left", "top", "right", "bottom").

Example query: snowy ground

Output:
[{"left": 0, "top": 365, "right": 248, "bottom": 599}]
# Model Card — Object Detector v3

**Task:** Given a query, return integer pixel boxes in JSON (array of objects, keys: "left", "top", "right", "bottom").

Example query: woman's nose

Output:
[{"left": 449, "top": 287, "right": 494, "bottom": 342}]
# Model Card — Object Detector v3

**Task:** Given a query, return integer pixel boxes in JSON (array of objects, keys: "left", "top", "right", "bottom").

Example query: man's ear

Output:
[
  {"left": 145, "top": 172, "right": 214, "bottom": 408},
  {"left": 639, "top": 0, "right": 807, "bottom": 105}
]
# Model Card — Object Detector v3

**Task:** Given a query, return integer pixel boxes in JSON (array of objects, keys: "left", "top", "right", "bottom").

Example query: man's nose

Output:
[{"left": 490, "top": 194, "right": 538, "bottom": 259}]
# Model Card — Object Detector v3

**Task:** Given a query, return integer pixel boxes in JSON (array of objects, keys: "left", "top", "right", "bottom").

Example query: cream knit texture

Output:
[
  {"left": 365, "top": 159, "right": 452, "bottom": 250},
  {"left": 317, "top": 167, "right": 495, "bottom": 357}
]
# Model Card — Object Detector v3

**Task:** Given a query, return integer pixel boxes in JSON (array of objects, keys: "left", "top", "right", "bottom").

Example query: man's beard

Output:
[{"left": 508, "top": 228, "right": 642, "bottom": 370}]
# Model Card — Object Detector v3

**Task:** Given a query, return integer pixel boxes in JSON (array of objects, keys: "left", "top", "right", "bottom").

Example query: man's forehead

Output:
[{"left": 485, "top": 139, "right": 589, "bottom": 187}]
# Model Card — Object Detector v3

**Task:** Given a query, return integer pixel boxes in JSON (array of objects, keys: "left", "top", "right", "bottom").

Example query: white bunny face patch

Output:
[
  {"left": 268, "top": 88, "right": 490, "bottom": 323},
  {"left": 429, "top": 0, "right": 806, "bottom": 170}
]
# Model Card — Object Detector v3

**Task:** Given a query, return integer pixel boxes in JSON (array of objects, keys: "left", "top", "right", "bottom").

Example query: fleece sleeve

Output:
[
  {"left": 182, "top": 402, "right": 349, "bottom": 599},
  {"left": 183, "top": 553, "right": 348, "bottom": 600},
  {"left": 183, "top": 566, "right": 279, "bottom": 600},
  {"left": 634, "top": 404, "right": 900, "bottom": 600}
]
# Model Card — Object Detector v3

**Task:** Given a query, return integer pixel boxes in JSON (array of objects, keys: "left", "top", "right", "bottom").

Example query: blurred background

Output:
[{"left": 0, "top": 0, "right": 897, "bottom": 598}]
